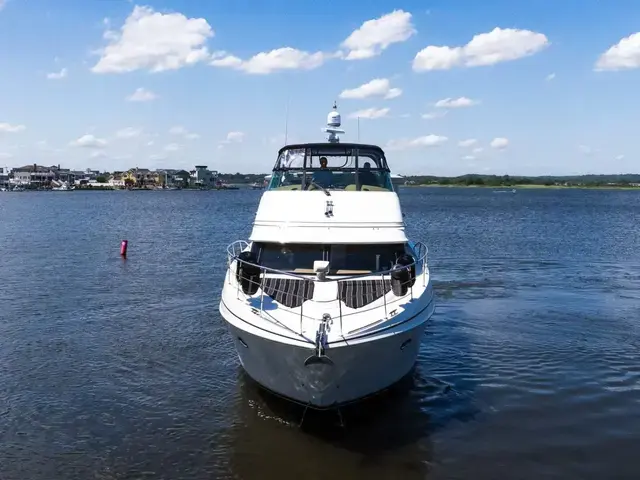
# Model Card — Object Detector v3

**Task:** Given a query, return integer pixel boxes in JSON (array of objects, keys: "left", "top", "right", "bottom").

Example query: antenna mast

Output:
[{"left": 284, "top": 94, "right": 290, "bottom": 144}]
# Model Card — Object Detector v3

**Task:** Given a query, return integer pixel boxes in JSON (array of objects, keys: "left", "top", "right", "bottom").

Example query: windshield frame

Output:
[
  {"left": 268, "top": 143, "right": 394, "bottom": 192},
  {"left": 272, "top": 144, "right": 390, "bottom": 172}
]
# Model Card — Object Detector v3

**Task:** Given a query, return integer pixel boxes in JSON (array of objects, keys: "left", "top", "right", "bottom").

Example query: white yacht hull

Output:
[
  {"left": 218, "top": 114, "right": 437, "bottom": 409},
  {"left": 220, "top": 298, "right": 434, "bottom": 408}
]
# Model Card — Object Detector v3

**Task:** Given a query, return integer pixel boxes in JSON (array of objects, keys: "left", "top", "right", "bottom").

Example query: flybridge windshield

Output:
[
  {"left": 268, "top": 144, "right": 394, "bottom": 192},
  {"left": 274, "top": 146, "right": 389, "bottom": 171}
]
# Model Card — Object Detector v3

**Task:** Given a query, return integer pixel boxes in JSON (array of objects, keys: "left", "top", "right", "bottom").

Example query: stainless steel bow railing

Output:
[{"left": 225, "top": 240, "right": 428, "bottom": 335}]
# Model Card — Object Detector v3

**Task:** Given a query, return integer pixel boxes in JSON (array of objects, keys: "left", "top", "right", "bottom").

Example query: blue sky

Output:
[{"left": 2, "top": 0, "right": 640, "bottom": 176}]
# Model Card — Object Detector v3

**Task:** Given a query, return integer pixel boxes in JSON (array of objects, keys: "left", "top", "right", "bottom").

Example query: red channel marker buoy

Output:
[{"left": 120, "top": 240, "right": 128, "bottom": 257}]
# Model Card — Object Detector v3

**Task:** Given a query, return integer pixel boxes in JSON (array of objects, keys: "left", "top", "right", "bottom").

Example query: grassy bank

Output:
[{"left": 404, "top": 183, "right": 640, "bottom": 190}]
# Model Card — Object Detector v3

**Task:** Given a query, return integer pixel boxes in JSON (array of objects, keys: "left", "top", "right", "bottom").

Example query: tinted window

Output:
[
  {"left": 268, "top": 145, "right": 394, "bottom": 191},
  {"left": 257, "top": 243, "right": 325, "bottom": 272},
  {"left": 255, "top": 243, "right": 407, "bottom": 274},
  {"left": 329, "top": 244, "right": 405, "bottom": 273}
]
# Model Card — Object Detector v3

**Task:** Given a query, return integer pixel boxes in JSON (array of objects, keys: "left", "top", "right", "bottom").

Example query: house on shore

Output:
[
  {"left": 190, "top": 165, "right": 218, "bottom": 188},
  {"left": 122, "top": 168, "right": 160, "bottom": 187},
  {"left": 0, "top": 167, "right": 10, "bottom": 188},
  {"left": 12, "top": 164, "right": 60, "bottom": 187}
]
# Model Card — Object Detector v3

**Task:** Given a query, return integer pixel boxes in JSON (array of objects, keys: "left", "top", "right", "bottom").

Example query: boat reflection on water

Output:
[{"left": 218, "top": 364, "right": 478, "bottom": 480}]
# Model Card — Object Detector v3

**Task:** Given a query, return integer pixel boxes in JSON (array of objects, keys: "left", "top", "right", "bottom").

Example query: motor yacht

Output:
[{"left": 219, "top": 103, "right": 435, "bottom": 409}]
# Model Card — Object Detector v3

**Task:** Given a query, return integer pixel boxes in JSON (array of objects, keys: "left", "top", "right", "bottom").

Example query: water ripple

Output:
[{"left": 1, "top": 188, "right": 640, "bottom": 479}]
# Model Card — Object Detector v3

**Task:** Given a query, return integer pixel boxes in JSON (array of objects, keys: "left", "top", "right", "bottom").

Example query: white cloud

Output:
[
  {"left": 348, "top": 107, "right": 390, "bottom": 119},
  {"left": 595, "top": 33, "right": 640, "bottom": 71},
  {"left": 421, "top": 111, "right": 446, "bottom": 120},
  {"left": 387, "top": 134, "right": 448, "bottom": 150},
  {"left": 340, "top": 10, "right": 416, "bottom": 60},
  {"left": 209, "top": 10, "right": 414, "bottom": 73},
  {"left": 46, "top": 68, "right": 68, "bottom": 80},
  {"left": 385, "top": 88, "right": 402, "bottom": 99},
  {"left": 339, "top": 78, "right": 402, "bottom": 99},
  {"left": 211, "top": 47, "right": 328, "bottom": 74},
  {"left": 92, "top": 6, "right": 213, "bottom": 73},
  {"left": 90, "top": 151, "right": 107, "bottom": 159},
  {"left": 115, "top": 127, "right": 142, "bottom": 139},
  {"left": 473, "top": 147, "right": 484, "bottom": 153},
  {"left": 69, "top": 134, "right": 107, "bottom": 148},
  {"left": 0, "top": 122, "right": 26, "bottom": 133},
  {"left": 413, "top": 27, "right": 550, "bottom": 71},
  {"left": 226, "top": 131, "right": 245, "bottom": 142},
  {"left": 210, "top": 51, "right": 242, "bottom": 68},
  {"left": 546, "top": 72, "right": 556, "bottom": 81},
  {"left": 434, "top": 97, "right": 479, "bottom": 108},
  {"left": 458, "top": 138, "right": 478, "bottom": 147},
  {"left": 0, "top": 152, "right": 13, "bottom": 159},
  {"left": 223, "top": 131, "right": 245, "bottom": 143},
  {"left": 164, "top": 143, "right": 181, "bottom": 151},
  {"left": 149, "top": 153, "right": 167, "bottom": 161},
  {"left": 0, "top": 0, "right": 5, "bottom": 11},
  {"left": 126, "top": 87, "right": 157, "bottom": 102},
  {"left": 616, "top": 154, "right": 625, "bottom": 160},
  {"left": 490, "top": 137, "right": 509, "bottom": 149},
  {"left": 463, "top": 155, "right": 475, "bottom": 161},
  {"left": 185, "top": 132, "right": 200, "bottom": 140},
  {"left": 210, "top": 47, "right": 333, "bottom": 75}
]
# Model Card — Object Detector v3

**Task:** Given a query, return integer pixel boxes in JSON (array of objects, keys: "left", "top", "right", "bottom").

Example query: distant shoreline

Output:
[
  {"left": 404, "top": 184, "right": 640, "bottom": 190},
  {"left": 5, "top": 184, "right": 640, "bottom": 192}
]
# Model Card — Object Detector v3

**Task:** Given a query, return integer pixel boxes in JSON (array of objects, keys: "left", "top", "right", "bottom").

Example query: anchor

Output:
[{"left": 304, "top": 314, "right": 334, "bottom": 366}]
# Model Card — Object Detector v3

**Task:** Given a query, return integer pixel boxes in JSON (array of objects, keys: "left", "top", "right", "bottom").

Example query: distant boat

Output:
[
  {"left": 52, "top": 182, "right": 74, "bottom": 191},
  {"left": 250, "top": 182, "right": 264, "bottom": 190},
  {"left": 215, "top": 180, "right": 239, "bottom": 190}
]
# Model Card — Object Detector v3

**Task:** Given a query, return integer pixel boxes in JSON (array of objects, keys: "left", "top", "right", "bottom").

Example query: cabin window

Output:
[
  {"left": 329, "top": 244, "right": 405, "bottom": 274},
  {"left": 256, "top": 243, "right": 326, "bottom": 273},
  {"left": 254, "top": 242, "right": 407, "bottom": 275}
]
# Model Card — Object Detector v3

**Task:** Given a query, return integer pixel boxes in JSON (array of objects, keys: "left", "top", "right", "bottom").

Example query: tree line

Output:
[{"left": 404, "top": 174, "right": 640, "bottom": 187}]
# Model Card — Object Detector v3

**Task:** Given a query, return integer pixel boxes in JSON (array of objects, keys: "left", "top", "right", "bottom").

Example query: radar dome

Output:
[
  {"left": 322, "top": 101, "right": 345, "bottom": 143},
  {"left": 327, "top": 110, "right": 341, "bottom": 127}
]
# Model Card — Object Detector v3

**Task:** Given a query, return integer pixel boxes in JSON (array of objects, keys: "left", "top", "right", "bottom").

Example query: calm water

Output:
[{"left": 1, "top": 187, "right": 639, "bottom": 479}]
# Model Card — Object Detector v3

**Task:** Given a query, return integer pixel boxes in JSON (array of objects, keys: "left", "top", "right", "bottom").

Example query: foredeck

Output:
[{"left": 224, "top": 240, "right": 430, "bottom": 339}]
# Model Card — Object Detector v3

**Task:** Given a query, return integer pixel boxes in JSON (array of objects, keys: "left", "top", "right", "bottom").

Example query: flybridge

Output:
[{"left": 264, "top": 102, "right": 396, "bottom": 192}]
